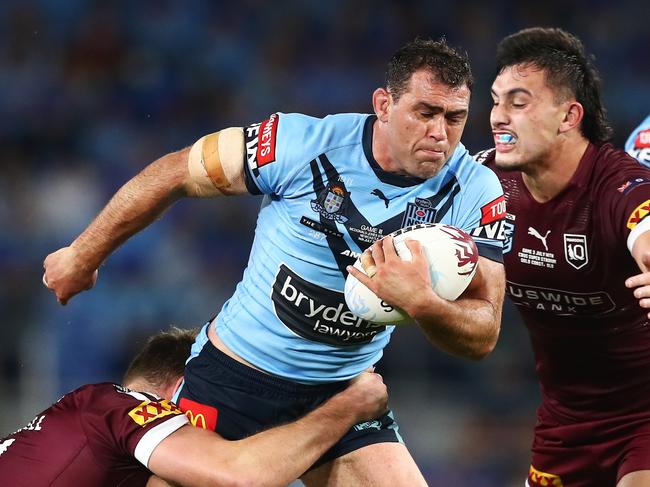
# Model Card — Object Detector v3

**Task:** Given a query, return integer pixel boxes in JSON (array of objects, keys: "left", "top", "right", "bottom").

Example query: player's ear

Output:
[
  {"left": 559, "top": 101, "right": 584, "bottom": 134},
  {"left": 373, "top": 88, "right": 391, "bottom": 122},
  {"left": 166, "top": 376, "right": 185, "bottom": 401}
]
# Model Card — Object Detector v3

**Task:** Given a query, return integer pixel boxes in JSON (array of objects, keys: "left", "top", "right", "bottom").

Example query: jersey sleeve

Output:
[
  {"left": 457, "top": 154, "right": 506, "bottom": 263},
  {"left": 599, "top": 158, "right": 650, "bottom": 253},
  {"left": 83, "top": 385, "right": 188, "bottom": 469},
  {"left": 242, "top": 112, "right": 328, "bottom": 197}
]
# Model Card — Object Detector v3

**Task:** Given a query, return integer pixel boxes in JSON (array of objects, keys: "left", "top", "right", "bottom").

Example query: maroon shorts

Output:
[{"left": 527, "top": 407, "right": 650, "bottom": 487}]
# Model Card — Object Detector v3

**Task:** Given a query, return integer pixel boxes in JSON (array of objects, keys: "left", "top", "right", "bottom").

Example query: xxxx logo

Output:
[
  {"left": 627, "top": 199, "right": 650, "bottom": 229},
  {"left": 528, "top": 465, "right": 563, "bottom": 486},
  {"left": 128, "top": 400, "right": 182, "bottom": 427}
]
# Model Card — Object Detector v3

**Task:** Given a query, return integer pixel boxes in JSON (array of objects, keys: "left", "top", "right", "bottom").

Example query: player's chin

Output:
[
  {"left": 493, "top": 151, "right": 524, "bottom": 171},
  {"left": 410, "top": 158, "right": 446, "bottom": 179}
]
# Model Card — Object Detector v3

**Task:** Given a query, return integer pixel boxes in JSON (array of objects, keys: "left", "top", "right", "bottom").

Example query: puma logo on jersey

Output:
[
  {"left": 528, "top": 227, "right": 551, "bottom": 251},
  {"left": 371, "top": 189, "right": 395, "bottom": 208}
]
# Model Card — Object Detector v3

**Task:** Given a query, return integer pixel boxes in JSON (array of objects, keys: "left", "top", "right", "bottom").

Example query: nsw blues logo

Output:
[
  {"left": 311, "top": 183, "right": 349, "bottom": 223},
  {"left": 401, "top": 198, "right": 437, "bottom": 227},
  {"left": 502, "top": 214, "right": 516, "bottom": 254}
]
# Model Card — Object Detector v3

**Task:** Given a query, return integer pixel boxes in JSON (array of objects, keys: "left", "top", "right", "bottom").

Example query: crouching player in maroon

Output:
[
  {"left": 0, "top": 327, "right": 388, "bottom": 487},
  {"left": 477, "top": 27, "right": 650, "bottom": 487}
]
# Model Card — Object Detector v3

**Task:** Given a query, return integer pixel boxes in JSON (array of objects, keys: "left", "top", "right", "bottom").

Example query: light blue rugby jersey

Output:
[
  {"left": 626, "top": 114, "right": 650, "bottom": 167},
  {"left": 192, "top": 112, "right": 505, "bottom": 383}
]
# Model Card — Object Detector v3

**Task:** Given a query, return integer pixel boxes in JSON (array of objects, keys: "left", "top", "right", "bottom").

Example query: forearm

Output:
[
  {"left": 72, "top": 149, "right": 190, "bottom": 270},
  {"left": 405, "top": 257, "right": 505, "bottom": 360},
  {"left": 231, "top": 392, "right": 360, "bottom": 485},
  {"left": 408, "top": 292, "right": 501, "bottom": 360}
]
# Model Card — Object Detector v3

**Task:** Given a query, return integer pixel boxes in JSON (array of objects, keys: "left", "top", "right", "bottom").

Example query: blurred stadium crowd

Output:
[{"left": 1, "top": 0, "right": 648, "bottom": 485}]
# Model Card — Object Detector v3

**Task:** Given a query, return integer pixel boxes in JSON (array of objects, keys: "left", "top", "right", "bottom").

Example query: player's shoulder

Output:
[
  {"left": 276, "top": 112, "right": 370, "bottom": 150},
  {"left": 446, "top": 146, "right": 503, "bottom": 201},
  {"left": 453, "top": 146, "right": 500, "bottom": 184},
  {"left": 592, "top": 143, "right": 648, "bottom": 180},
  {"left": 74, "top": 383, "right": 159, "bottom": 410},
  {"left": 581, "top": 143, "right": 650, "bottom": 201},
  {"left": 472, "top": 147, "right": 496, "bottom": 166},
  {"left": 244, "top": 112, "right": 371, "bottom": 192}
]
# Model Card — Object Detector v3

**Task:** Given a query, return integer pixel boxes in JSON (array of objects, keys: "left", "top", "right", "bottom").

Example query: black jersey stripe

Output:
[
  {"left": 433, "top": 183, "right": 461, "bottom": 222},
  {"left": 310, "top": 157, "right": 356, "bottom": 276}
]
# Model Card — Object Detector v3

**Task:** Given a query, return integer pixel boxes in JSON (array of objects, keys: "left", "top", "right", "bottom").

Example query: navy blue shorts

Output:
[{"left": 176, "top": 337, "right": 402, "bottom": 469}]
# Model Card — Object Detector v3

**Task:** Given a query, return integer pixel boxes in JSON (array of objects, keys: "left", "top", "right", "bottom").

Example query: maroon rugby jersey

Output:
[
  {"left": 0, "top": 383, "right": 188, "bottom": 486},
  {"left": 482, "top": 144, "right": 650, "bottom": 419}
]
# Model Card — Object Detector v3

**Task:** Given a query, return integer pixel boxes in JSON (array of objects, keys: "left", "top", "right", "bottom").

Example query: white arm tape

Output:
[
  {"left": 134, "top": 414, "right": 188, "bottom": 468},
  {"left": 627, "top": 216, "right": 650, "bottom": 253},
  {"left": 187, "top": 127, "right": 245, "bottom": 196}
]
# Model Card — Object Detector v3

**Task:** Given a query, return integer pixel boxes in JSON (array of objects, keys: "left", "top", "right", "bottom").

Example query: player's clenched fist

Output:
[{"left": 43, "top": 246, "right": 99, "bottom": 305}]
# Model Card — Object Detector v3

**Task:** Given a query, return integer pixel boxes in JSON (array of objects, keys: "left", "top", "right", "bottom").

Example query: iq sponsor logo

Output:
[{"left": 272, "top": 264, "right": 385, "bottom": 346}]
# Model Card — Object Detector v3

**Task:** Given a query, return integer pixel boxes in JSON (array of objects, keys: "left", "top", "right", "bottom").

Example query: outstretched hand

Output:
[{"left": 43, "top": 246, "right": 98, "bottom": 305}]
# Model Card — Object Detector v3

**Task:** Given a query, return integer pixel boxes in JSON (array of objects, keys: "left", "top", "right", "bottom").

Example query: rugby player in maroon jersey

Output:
[
  {"left": 475, "top": 27, "right": 650, "bottom": 487},
  {"left": 0, "top": 327, "right": 388, "bottom": 487}
]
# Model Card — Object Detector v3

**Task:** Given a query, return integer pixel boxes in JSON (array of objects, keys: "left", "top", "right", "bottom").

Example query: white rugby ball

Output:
[{"left": 344, "top": 223, "right": 479, "bottom": 324}]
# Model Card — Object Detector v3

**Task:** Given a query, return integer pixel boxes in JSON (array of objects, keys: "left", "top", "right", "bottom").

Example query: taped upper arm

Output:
[{"left": 186, "top": 127, "right": 247, "bottom": 197}]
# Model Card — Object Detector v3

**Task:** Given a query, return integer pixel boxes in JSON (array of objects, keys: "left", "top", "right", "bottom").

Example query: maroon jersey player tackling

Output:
[
  {"left": 481, "top": 28, "right": 650, "bottom": 487},
  {"left": 0, "top": 383, "right": 187, "bottom": 487},
  {"left": 0, "top": 327, "right": 388, "bottom": 487}
]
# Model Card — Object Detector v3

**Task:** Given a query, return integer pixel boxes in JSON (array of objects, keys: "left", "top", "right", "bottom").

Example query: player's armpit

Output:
[{"left": 186, "top": 127, "right": 247, "bottom": 197}]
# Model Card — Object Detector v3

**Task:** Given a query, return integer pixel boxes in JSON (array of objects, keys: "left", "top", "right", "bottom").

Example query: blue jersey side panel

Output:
[{"left": 201, "top": 113, "right": 504, "bottom": 383}]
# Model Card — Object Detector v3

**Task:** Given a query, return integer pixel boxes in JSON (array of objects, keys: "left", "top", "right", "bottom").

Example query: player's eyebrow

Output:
[
  {"left": 415, "top": 101, "right": 468, "bottom": 117},
  {"left": 491, "top": 87, "right": 533, "bottom": 98}
]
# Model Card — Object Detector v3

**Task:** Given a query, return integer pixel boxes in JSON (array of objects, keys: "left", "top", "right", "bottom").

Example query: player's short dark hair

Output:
[
  {"left": 496, "top": 27, "right": 612, "bottom": 144},
  {"left": 386, "top": 37, "right": 473, "bottom": 101},
  {"left": 123, "top": 326, "right": 198, "bottom": 389}
]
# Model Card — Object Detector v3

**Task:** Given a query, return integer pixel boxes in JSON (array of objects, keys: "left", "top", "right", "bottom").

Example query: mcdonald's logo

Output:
[
  {"left": 186, "top": 411, "right": 207, "bottom": 429},
  {"left": 178, "top": 397, "right": 218, "bottom": 431}
]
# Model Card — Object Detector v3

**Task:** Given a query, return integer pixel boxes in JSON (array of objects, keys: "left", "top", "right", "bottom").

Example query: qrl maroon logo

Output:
[
  {"left": 439, "top": 225, "right": 479, "bottom": 275},
  {"left": 564, "top": 233, "right": 588, "bottom": 270}
]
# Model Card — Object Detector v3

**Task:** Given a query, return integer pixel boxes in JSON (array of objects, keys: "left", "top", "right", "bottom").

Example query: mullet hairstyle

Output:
[
  {"left": 123, "top": 326, "right": 198, "bottom": 390},
  {"left": 496, "top": 27, "right": 612, "bottom": 144},
  {"left": 386, "top": 37, "right": 473, "bottom": 101}
]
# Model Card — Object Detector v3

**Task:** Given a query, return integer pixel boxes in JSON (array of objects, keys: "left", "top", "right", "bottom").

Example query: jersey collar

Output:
[{"left": 362, "top": 115, "right": 426, "bottom": 188}]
